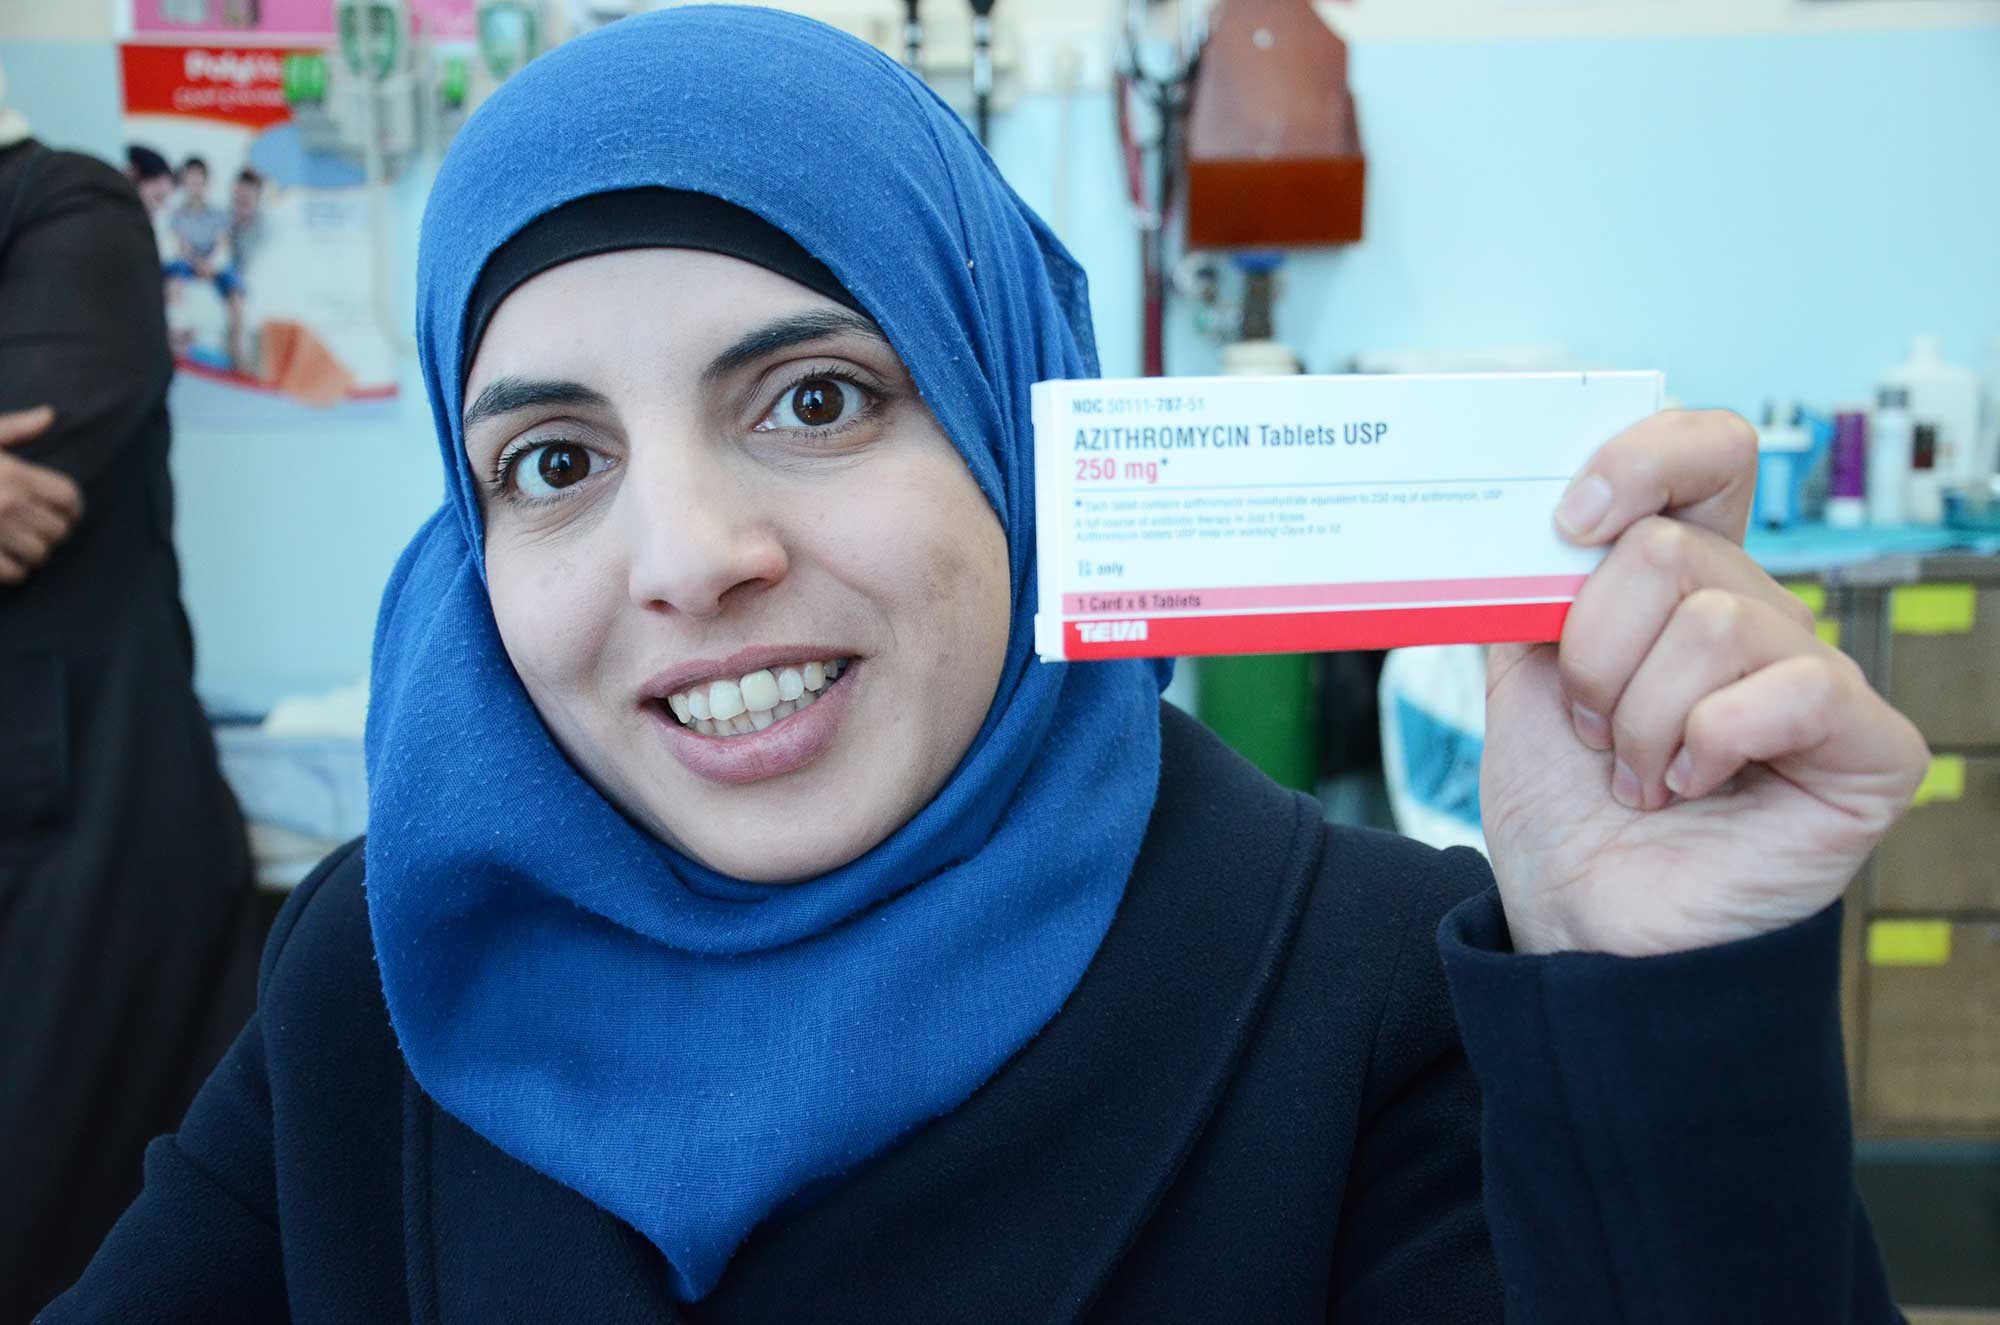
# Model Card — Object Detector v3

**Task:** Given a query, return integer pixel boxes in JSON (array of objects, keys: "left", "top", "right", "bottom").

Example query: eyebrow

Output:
[
  {"left": 461, "top": 309, "right": 889, "bottom": 432},
  {"left": 699, "top": 309, "right": 889, "bottom": 386},
  {"left": 462, "top": 377, "right": 612, "bottom": 433}
]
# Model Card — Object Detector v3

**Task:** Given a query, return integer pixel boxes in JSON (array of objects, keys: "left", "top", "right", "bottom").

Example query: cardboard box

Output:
[
  {"left": 1031, "top": 371, "right": 1664, "bottom": 661},
  {"left": 1887, "top": 585, "right": 2000, "bottom": 748},
  {"left": 1874, "top": 756, "right": 2000, "bottom": 914},
  {"left": 1860, "top": 920, "right": 2000, "bottom": 1133}
]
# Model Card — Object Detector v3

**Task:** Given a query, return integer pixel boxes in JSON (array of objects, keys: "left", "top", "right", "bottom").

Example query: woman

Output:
[
  {"left": 47, "top": 9, "right": 1922, "bottom": 1321},
  {"left": 0, "top": 74, "right": 257, "bottom": 1321}
]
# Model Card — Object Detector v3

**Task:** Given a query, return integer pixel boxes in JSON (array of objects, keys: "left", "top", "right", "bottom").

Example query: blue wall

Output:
[{"left": 5, "top": 26, "right": 1998, "bottom": 705}]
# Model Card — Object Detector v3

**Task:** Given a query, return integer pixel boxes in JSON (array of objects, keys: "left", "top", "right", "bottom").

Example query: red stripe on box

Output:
[
  {"left": 1062, "top": 602, "right": 1572, "bottom": 660},
  {"left": 1059, "top": 574, "right": 1586, "bottom": 616}
]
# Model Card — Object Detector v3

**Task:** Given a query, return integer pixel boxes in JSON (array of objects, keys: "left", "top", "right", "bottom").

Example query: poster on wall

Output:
[
  {"left": 120, "top": 41, "right": 401, "bottom": 423},
  {"left": 129, "top": 0, "right": 476, "bottom": 44}
]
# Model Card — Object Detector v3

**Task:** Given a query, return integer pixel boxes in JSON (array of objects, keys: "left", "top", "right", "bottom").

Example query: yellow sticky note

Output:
[
  {"left": 1868, "top": 921, "right": 1952, "bottom": 967},
  {"left": 1815, "top": 619, "right": 1841, "bottom": 649},
  {"left": 1890, "top": 584, "right": 1977, "bottom": 635},
  {"left": 1911, "top": 755, "right": 1966, "bottom": 807},
  {"left": 1787, "top": 582, "right": 1827, "bottom": 617}
]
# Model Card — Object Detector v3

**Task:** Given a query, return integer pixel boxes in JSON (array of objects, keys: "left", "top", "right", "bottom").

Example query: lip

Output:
[
  {"left": 637, "top": 644, "right": 858, "bottom": 702},
  {"left": 643, "top": 660, "right": 860, "bottom": 786}
]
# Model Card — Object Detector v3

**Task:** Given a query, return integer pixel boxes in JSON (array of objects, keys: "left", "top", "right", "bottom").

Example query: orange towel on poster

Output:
[{"left": 258, "top": 320, "right": 356, "bottom": 407}]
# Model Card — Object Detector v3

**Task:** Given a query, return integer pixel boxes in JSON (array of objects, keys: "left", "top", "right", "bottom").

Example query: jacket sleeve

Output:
[
  {"left": 1437, "top": 873, "right": 1904, "bottom": 1325},
  {"left": 34, "top": 844, "right": 361, "bottom": 1322},
  {"left": 1329, "top": 842, "right": 1506, "bottom": 1322},
  {"left": 0, "top": 150, "right": 173, "bottom": 489}
]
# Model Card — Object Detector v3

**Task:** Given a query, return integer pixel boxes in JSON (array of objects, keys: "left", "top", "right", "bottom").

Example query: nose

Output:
[{"left": 618, "top": 442, "right": 789, "bottom": 618}]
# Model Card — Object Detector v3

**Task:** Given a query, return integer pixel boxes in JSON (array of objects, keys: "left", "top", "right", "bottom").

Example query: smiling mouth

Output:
[{"left": 657, "top": 657, "right": 852, "bottom": 737}]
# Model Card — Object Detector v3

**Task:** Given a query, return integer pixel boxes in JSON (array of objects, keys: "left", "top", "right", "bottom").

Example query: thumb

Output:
[{"left": 0, "top": 405, "right": 56, "bottom": 449}]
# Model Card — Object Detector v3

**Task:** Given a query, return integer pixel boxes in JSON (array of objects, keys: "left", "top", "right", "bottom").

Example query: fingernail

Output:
[
  {"left": 1611, "top": 758, "right": 1642, "bottom": 809},
  {"left": 1571, "top": 702, "right": 1611, "bottom": 750},
  {"left": 1665, "top": 748, "right": 1693, "bottom": 798},
  {"left": 1555, "top": 474, "right": 1614, "bottom": 538}
]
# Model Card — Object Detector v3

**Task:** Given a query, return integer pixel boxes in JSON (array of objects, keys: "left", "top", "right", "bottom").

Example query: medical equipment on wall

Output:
[
  {"left": 889, "top": 0, "right": 1021, "bottom": 148},
  {"left": 901, "top": 0, "right": 924, "bottom": 70},
  {"left": 968, "top": 0, "right": 996, "bottom": 143},
  {"left": 1184, "top": 0, "right": 1363, "bottom": 249},
  {"left": 1114, "top": 0, "right": 1201, "bottom": 377},
  {"left": 568, "top": 0, "right": 643, "bottom": 31},
  {"left": 477, "top": 0, "right": 546, "bottom": 82},
  {"left": 329, "top": 0, "right": 420, "bottom": 167},
  {"left": 156, "top": 0, "right": 262, "bottom": 26}
]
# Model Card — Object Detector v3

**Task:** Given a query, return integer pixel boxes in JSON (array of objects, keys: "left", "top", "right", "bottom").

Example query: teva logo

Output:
[{"left": 1076, "top": 621, "right": 1149, "bottom": 643}]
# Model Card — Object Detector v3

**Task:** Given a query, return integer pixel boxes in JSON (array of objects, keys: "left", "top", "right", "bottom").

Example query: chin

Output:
[
  {"left": 661, "top": 813, "right": 884, "bottom": 885},
  {"left": 687, "top": 839, "right": 856, "bottom": 886}
]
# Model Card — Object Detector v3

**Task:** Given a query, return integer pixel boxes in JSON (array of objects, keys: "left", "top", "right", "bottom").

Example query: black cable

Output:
[
  {"left": 902, "top": 0, "right": 922, "bottom": 72},
  {"left": 969, "top": 0, "right": 995, "bottom": 144}
]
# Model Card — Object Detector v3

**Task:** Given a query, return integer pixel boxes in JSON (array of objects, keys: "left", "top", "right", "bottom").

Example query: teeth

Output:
[
  {"left": 708, "top": 679, "right": 745, "bottom": 721},
  {"left": 665, "top": 657, "right": 849, "bottom": 736},
  {"left": 740, "top": 669, "right": 780, "bottom": 711}
]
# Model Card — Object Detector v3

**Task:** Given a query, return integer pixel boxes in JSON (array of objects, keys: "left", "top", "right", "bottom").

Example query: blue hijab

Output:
[{"left": 366, "top": 6, "right": 1164, "bottom": 1301}]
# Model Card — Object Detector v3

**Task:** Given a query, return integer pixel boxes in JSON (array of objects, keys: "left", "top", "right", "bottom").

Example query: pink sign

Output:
[
  {"left": 132, "top": 0, "right": 475, "bottom": 43},
  {"left": 132, "top": 0, "right": 334, "bottom": 39}
]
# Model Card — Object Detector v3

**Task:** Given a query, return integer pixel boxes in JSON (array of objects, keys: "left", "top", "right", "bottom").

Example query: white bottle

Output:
[
  {"left": 1883, "top": 334, "right": 1981, "bottom": 488},
  {"left": 1907, "top": 423, "right": 1944, "bottom": 526},
  {"left": 1982, "top": 333, "right": 2000, "bottom": 483},
  {"left": 1868, "top": 386, "right": 1912, "bottom": 526}
]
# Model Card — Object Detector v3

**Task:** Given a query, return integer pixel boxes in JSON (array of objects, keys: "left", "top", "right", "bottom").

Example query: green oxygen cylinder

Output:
[
  {"left": 1195, "top": 651, "right": 1321, "bottom": 791},
  {"left": 1193, "top": 258, "right": 1321, "bottom": 792}
]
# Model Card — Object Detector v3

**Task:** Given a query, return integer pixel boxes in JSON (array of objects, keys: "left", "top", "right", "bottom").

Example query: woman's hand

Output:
[{"left": 1479, "top": 410, "right": 1930, "bottom": 957}]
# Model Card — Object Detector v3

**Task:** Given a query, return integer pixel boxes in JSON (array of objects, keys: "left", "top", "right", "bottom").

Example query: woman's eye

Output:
[
  {"left": 508, "top": 441, "right": 596, "bottom": 500},
  {"left": 762, "top": 376, "right": 866, "bottom": 432}
]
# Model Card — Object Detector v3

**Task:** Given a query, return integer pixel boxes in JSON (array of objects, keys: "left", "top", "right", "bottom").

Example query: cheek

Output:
[
  {"left": 920, "top": 512, "right": 1010, "bottom": 658},
  {"left": 851, "top": 458, "right": 1011, "bottom": 679},
  {"left": 485, "top": 538, "right": 617, "bottom": 709}
]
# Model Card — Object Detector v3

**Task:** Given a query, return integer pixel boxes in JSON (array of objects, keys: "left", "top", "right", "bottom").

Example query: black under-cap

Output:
[{"left": 461, "top": 187, "right": 866, "bottom": 381}]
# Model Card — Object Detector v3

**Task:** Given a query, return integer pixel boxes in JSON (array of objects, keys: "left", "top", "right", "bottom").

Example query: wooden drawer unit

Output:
[
  {"left": 1859, "top": 920, "right": 2000, "bottom": 1133},
  {"left": 1885, "top": 585, "right": 2000, "bottom": 748},
  {"left": 1873, "top": 756, "right": 2000, "bottom": 914}
]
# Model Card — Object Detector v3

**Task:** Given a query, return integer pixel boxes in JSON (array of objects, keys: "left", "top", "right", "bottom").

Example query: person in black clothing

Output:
[
  {"left": 47, "top": 11, "right": 1925, "bottom": 1320},
  {"left": 0, "top": 128, "right": 258, "bottom": 1316}
]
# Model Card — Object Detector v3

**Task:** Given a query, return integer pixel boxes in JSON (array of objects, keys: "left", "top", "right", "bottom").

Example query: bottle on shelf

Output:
[
  {"left": 1826, "top": 409, "right": 1868, "bottom": 529},
  {"left": 1982, "top": 333, "right": 2000, "bottom": 482},
  {"left": 1907, "top": 423, "right": 1944, "bottom": 526},
  {"left": 1882, "top": 334, "right": 1980, "bottom": 487},
  {"left": 1755, "top": 400, "right": 1812, "bottom": 530},
  {"left": 1868, "top": 385, "right": 1913, "bottom": 526}
]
